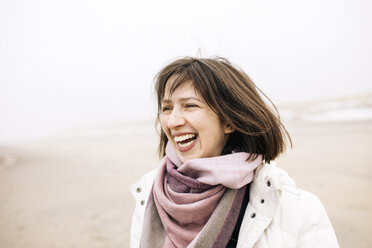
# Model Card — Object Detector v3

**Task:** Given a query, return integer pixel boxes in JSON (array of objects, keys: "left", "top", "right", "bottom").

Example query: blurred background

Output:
[{"left": 0, "top": 0, "right": 371, "bottom": 247}]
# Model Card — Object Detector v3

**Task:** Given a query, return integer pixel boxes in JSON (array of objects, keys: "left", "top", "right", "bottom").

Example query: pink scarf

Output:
[{"left": 151, "top": 144, "right": 262, "bottom": 248}]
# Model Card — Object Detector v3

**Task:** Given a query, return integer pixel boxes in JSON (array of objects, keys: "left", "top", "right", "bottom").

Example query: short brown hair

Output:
[{"left": 154, "top": 57, "right": 291, "bottom": 163}]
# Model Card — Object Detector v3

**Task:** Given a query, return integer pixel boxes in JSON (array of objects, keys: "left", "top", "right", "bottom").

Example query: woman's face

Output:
[{"left": 160, "top": 80, "right": 233, "bottom": 163}]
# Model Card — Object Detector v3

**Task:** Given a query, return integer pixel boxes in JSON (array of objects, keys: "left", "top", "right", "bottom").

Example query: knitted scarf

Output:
[{"left": 140, "top": 144, "right": 262, "bottom": 248}]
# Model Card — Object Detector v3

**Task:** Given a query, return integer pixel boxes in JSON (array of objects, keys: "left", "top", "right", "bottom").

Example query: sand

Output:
[{"left": 0, "top": 120, "right": 371, "bottom": 248}]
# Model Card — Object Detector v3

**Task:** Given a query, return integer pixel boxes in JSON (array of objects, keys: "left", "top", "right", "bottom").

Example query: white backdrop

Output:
[{"left": 1, "top": 0, "right": 371, "bottom": 142}]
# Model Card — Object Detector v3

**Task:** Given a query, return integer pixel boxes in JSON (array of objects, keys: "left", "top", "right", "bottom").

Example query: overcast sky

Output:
[{"left": 1, "top": 0, "right": 371, "bottom": 142}]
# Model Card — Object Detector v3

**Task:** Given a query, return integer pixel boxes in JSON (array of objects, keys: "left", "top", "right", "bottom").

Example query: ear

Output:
[{"left": 224, "top": 123, "right": 235, "bottom": 134}]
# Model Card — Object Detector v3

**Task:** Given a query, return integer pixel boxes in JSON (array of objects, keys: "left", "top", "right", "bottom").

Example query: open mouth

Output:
[{"left": 174, "top": 133, "right": 197, "bottom": 149}]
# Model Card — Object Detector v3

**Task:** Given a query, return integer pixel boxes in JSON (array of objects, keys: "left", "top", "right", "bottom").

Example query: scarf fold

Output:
[{"left": 140, "top": 144, "right": 262, "bottom": 248}]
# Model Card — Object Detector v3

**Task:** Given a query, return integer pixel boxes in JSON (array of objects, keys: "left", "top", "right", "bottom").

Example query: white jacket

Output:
[{"left": 130, "top": 162, "right": 340, "bottom": 248}]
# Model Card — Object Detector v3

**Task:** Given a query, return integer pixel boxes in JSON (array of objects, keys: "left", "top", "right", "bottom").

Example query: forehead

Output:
[{"left": 163, "top": 79, "right": 200, "bottom": 100}]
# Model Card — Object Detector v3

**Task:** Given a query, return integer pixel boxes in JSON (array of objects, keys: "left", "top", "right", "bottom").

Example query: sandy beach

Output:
[{"left": 0, "top": 120, "right": 371, "bottom": 248}]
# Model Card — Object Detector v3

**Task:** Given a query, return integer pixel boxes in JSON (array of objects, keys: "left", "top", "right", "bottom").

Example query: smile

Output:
[{"left": 174, "top": 133, "right": 197, "bottom": 151}]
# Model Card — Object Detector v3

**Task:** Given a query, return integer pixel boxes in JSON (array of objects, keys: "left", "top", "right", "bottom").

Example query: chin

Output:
[{"left": 178, "top": 153, "right": 199, "bottom": 163}]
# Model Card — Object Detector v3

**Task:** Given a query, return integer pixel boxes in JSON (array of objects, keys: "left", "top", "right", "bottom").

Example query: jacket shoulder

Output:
[
  {"left": 294, "top": 190, "right": 340, "bottom": 247},
  {"left": 246, "top": 162, "right": 339, "bottom": 247}
]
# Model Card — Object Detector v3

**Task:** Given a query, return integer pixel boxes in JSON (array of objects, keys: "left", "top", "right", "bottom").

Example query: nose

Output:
[{"left": 167, "top": 108, "right": 186, "bottom": 129}]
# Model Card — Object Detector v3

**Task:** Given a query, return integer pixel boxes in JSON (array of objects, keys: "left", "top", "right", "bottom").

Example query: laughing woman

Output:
[{"left": 130, "top": 57, "right": 339, "bottom": 248}]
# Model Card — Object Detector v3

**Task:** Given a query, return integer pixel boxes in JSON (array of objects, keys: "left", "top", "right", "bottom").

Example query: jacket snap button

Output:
[
  {"left": 267, "top": 181, "right": 271, "bottom": 187},
  {"left": 136, "top": 187, "right": 142, "bottom": 193},
  {"left": 261, "top": 199, "right": 265, "bottom": 204},
  {"left": 140, "top": 200, "right": 145, "bottom": 205},
  {"left": 251, "top": 213, "right": 256, "bottom": 218}
]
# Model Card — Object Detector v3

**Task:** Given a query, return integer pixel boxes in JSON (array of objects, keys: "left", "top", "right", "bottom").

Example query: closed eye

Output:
[
  {"left": 185, "top": 104, "right": 199, "bottom": 108},
  {"left": 161, "top": 106, "right": 172, "bottom": 112}
]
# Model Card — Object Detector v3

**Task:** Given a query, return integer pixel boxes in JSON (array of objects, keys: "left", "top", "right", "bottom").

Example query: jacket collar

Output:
[{"left": 237, "top": 162, "right": 297, "bottom": 248}]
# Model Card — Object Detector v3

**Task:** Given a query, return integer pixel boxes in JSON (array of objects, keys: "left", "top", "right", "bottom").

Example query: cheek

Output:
[
  {"left": 197, "top": 119, "right": 225, "bottom": 141},
  {"left": 160, "top": 116, "right": 169, "bottom": 134}
]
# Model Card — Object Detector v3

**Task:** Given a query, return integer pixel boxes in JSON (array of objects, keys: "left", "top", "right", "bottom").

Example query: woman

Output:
[{"left": 130, "top": 57, "right": 340, "bottom": 248}]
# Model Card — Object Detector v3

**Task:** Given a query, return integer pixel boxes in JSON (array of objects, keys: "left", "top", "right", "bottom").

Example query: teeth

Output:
[
  {"left": 178, "top": 139, "right": 195, "bottom": 148},
  {"left": 174, "top": 133, "right": 196, "bottom": 142}
]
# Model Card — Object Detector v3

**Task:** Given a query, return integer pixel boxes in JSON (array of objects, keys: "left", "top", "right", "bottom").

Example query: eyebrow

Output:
[{"left": 161, "top": 97, "right": 203, "bottom": 104}]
